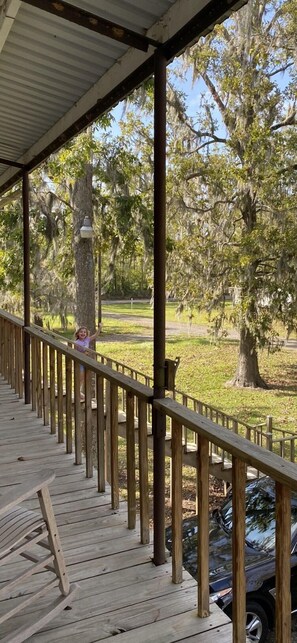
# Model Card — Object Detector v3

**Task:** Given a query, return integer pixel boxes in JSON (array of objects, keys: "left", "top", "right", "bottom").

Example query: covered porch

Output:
[{"left": 1, "top": 2, "right": 296, "bottom": 642}]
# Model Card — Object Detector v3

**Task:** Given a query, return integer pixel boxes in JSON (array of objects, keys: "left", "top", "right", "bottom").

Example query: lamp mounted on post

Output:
[
  {"left": 79, "top": 214, "right": 102, "bottom": 326},
  {"left": 80, "top": 216, "right": 94, "bottom": 239}
]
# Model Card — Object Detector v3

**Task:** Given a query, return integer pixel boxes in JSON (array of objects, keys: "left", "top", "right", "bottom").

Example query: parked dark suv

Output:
[{"left": 165, "top": 477, "right": 297, "bottom": 642}]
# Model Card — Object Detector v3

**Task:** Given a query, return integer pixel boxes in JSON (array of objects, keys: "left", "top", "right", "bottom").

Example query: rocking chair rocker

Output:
[{"left": 0, "top": 471, "right": 78, "bottom": 643}]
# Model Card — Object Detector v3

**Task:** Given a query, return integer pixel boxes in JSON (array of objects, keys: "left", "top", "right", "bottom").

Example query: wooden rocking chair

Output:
[{"left": 0, "top": 471, "right": 78, "bottom": 643}]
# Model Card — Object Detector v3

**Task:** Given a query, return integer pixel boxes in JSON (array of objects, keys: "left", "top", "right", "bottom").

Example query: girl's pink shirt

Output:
[{"left": 75, "top": 337, "right": 91, "bottom": 352}]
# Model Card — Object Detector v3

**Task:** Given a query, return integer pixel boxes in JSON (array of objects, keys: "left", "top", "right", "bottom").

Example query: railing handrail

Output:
[
  {"left": 154, "top": 397, "right": 297, "bottom": 490},
  {"left": 0, "top": 310, "right": 24, "bottom": 327}
]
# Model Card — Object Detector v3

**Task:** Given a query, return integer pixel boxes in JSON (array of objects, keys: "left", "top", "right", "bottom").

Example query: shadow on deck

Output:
[{"left": 0, "top": 378, "right": 232, "bottom": 643}]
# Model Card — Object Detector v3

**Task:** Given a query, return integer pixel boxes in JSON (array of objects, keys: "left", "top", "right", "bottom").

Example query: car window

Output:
[{"left": 221, "top": 480, "right": 297, "bottom": 551}]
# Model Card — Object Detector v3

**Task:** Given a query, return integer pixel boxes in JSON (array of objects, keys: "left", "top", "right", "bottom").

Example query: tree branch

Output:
[
  {"left": 48, "top": 191, "right": 73, "bottom": 210},
  {"left": 271, "top": 110, "right": 296, "bottom": 131},
  {"left": 201, "top": 72, "right": 226, "bottom": 117},
  {"left": 268, "top": 62, "right": 294, "bottom": 78}
]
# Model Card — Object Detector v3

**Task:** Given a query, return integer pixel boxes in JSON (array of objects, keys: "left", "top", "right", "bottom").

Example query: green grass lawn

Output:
[
  {"left": 101, "top": 300, "right": 210, "bottom": 323},
  {"left": 98, "top": 335, "right": 297, "bottom": 431}
]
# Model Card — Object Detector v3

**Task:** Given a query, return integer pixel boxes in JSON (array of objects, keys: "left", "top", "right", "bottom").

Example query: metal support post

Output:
[
  {"left": 22, "top": 171, "right": 31, "bottom": 403},
  {"left": 153, "top": 48, "right": 167, "bottom": 566}
]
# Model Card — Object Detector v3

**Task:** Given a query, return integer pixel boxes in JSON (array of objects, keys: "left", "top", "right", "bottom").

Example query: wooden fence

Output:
[{"left": 30, "top": 323, "right": 297, "bottom": 470}]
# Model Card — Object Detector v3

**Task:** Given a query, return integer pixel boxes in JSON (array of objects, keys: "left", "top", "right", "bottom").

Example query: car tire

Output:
[{"left": 245, "top": 601, "right": 269, "bottom": 643}]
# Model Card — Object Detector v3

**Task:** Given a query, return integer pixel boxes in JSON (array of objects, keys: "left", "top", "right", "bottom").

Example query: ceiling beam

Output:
[
  {"left": 0, "top": 0, "right": 21, "bottom": 54},
  {"left": 20, "top": 0, "right": 160, "bottom": 52},
  {"left": 0, "top": 156, "right": 24, "bottom": 168}
]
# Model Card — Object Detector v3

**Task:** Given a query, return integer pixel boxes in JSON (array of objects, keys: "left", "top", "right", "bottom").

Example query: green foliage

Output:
[{"left": 166, "top": 0, "right": 297, "bottom": 382}]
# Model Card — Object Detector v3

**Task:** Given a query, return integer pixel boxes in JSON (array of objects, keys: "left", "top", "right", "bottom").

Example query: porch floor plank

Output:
[{"left": 0, "top": 378, "right": 232, "bottom": 642}]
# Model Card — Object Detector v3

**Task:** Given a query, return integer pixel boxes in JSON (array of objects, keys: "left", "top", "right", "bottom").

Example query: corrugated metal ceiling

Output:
[{"left": 0, "top": 0, "right": 247, "bottom": 194}]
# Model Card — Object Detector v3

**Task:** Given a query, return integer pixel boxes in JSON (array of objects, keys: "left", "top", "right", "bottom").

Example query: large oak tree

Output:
[{"left": 167, "top": 0, "right": 297, "bottom": 387}]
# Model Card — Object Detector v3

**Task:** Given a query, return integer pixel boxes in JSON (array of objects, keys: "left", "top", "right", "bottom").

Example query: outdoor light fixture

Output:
[{"left": 80, "top": 216, "right": 94, "bottom": 239}]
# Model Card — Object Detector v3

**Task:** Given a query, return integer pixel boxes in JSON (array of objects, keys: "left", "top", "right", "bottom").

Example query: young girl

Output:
[{"left": 74, "top": 324, "right": 102, "bottom": 398}]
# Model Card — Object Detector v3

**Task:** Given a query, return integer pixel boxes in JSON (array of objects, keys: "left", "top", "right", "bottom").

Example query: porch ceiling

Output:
[{"left": 0, "top": 0, "right": 247, "bottom": 195}]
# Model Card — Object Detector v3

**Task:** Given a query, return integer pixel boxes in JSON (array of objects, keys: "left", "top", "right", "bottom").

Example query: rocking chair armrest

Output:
[{"left": 0, "top": 470, "right": 55, "bottom": 517}]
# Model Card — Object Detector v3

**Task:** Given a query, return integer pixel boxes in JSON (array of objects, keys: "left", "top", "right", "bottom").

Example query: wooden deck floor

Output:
[{"left": 0, "top": 378, "right": 232, "bottom": 642}]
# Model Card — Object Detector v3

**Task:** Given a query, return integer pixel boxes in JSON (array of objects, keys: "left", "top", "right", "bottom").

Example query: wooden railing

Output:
[
  {"left": 154, "top": 397, "right": 297, "bottom": 642},
  {"left": 1, "top": 309, "right": 297, "bottom": 642},
  {"left": 24, "top": 324, "right": 297, "bottom": 467},
  {"left": 0, "top": 312, "right": 153, "bottom": 544}
]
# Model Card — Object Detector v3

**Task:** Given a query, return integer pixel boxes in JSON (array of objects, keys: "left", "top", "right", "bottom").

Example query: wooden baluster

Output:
[
  {"left": 126, "top": 392, "right": 136, "bottom": 530},
  {"left": 1, "top": 318, "right": 5, "bottom": 377},
  {"left": 57, "top": 352, "right": 63, "bottom": 443},
  {"left": 15, "top": 326, "right": 23, "bottom": 397},
  {"left": 96, "top": 374, "right": 105, "bottom": 492},
  {"left": 74, "top": 362, "right": 82, "bottom": 465},
  {"left": 0, "top": 317, "right": 3, "bottom": 375},
  {"left": 232, "top": 419, "right": 238, "bottom": 434},
  {"left": 172, "top": 418, "right": 183, "bottom": 584},
  {"left": 42, "top": 342, "right": 49, "bottom": 426},
  {"left": 232, "top": 457, "right": 246, "bottom": 643},
  {"left": 14, "top": 325, "right": 18, "bottom": 394},
  {"left": 10, "top": 324, "right": 15, "bottom": 390},
  {"left": 291, "top": 438, "right": 295, "bottom": 463},
  {"left": 197, "top": 434, "right": 209, "bottom": 616},
  {"left": 65, "top": 356, "right": 72, "bottom": 453},
  {"left": 85, "top": 368, "right": 93, "bottom": 478},
  {"left": 7, "top": 321, "right": 11, "bottom": 384},
  {"left": 138, "top": 398, "right": 149, "bottom": 544},
  {"left": 110, "top": 382, "right": 119, "bottom": 509},
  {"left": 31, "top": 336, "right": 36, "bottom": 412},
  {"left": 20, "top": 326, "right": 24, "bottom": 399},
  {"left": 5, "top": 320, "right": 9, "bottom": 381},
  {"left": 36, "top": 339, "right": 42, "bottom": 419},
  {"left": 182, "top": 395, "right": 187, "bottom": 447},
  {"left": 49, "top": 347, "right": 56, "bottom": 435},
  {"left": 275, "top": 481, "right": 291, "bottom": 643},
  {"left": 105, "top": 361, "right": 111, "bottom": 484},
  {"left": 266, "top": 431, "right": 273, "bottom": 452}
]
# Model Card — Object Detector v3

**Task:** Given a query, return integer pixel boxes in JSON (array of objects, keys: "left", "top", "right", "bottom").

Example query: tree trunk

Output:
[
  {"left": 231, "top": 326, "right": 268, "bottom": 388},
  {"left": 72, "top": 162, "right": 96, "bottom": 335}
]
